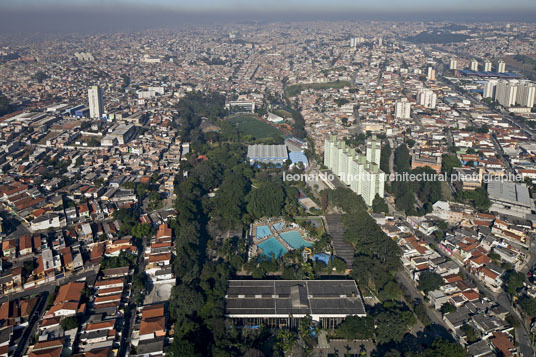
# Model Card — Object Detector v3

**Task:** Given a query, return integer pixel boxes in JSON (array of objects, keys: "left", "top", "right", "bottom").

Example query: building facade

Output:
[{"left": 324, "top": 135, "right": 385, "bottom": 206}]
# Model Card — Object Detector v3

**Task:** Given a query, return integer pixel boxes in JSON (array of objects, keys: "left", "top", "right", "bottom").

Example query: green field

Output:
[
  {"left": 273, "top": 109, "right": 292, "bottom": 118},
  {"left": 227, "top": 115, "right": 283, "bottom": 139},
  {"left": 286, "top": 80, "right": 351, "bottom": 97}
]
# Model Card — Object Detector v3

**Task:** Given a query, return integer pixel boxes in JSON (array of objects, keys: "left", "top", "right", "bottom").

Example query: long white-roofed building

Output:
[{"left": 247, "top": 144, "right": 288, "bottom": 166}]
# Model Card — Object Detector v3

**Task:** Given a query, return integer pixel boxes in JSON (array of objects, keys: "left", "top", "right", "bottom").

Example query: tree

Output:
[
  {"left": 0, "top": 94, "right": 12, "bottom": 116},
  {"left": 374, "top": 308, "right": 415, "bottom": 344},
  {"left": 418, "top": 271, "right": 443, "bottom": 294},
  {"left": 457, "top": 187, "right": 491, "bottom": 211},
  {"left": 440, "top": 302, "right": 457, "bottom": 315},
  {"left": 441, "top": 154, "right": 461, "bottom": 177},
  {"left": 131, "top": 223, "right": 151, "bottom": 239},
  {"left": 379, "top": 281, "right": 403, "bottom": 301},
  {"left": 519, "top": 296, "right": 536, "bottom": 318},
  {"left": 33, "top": 71, "right": 47, "bottom": 83},
  {"left": 276, "top": 329, "right": 298, "bottom": 355},
  {"left": 336, "top": 315, "right": 375, "bottom": 340},
  {"left": 422, "top": 338, "right": 468, "bottom": 357},
  {"left": 170, "top": 284, "right": 205, "bottom": 326},
  {"left": 394, "top": 144, "right": 411, "bottom": 173},
  {"left": 332, "top": 257, "right": 347, "bottom": 273},
  {"left": 23, "top": 259, "right": 36, "bottom": 277},
  {"left": 380, "top": 142, "right": 391, "bottom": 174},
  {"left": 461, "top": 323, "right": 479, "bottom": 343},
  {"left": 247, "top": 181, "right": 285, "bottom": 218},
  {"left": 60, "top": 316, "right": 79, "bottom": 331},
  {"left": 505, "top": 271, "right": 525, "bottom": 295},
  {"left": 372, "top": 194, "right": 389, "bottom": 214}
]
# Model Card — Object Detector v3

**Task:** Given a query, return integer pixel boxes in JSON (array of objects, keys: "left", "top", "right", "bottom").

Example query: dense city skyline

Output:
[{"left": 1, "top": 5, "right": 536, "bottom": 357}]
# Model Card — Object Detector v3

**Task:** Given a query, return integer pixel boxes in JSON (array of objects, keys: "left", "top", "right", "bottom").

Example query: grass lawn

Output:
[
  {"left": 227, "top": 115, "right": 283, "bottom": 139},
  {"left": 273, "top": 109, "right": 292, "bottom": 118},
  {"left": 287, "top": 80, "right": 351, "bottom": 97}
]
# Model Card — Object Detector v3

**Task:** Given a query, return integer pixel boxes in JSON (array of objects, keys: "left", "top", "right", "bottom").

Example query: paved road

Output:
[
  {"left": 14, "top": 292, "right": 48, "bottom": 357},
  {"left": 490, "top": 134, "right": 515, "bottom": 174},
  {"left": 396, "top": 271, "right": 449, "bottom": 329},
  {"left": 118, "top": 237, "right": 148, "bottom": 357},
  {"left": 0, "top": 267, "right": 98, "bottom": 304}
]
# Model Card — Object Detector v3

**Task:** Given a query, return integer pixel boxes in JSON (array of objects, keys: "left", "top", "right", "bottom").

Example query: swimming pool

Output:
[
  {"left": 280, "top": 231, "right": 313, "bottom": 250},
  {"left": 256, "top": 225, "right": 272, "bottom": 239},
  {"left": 258, "top": 237, "right": 288, "bottom": 260},
  {"left": 272, "top": 222, "right": 285, "bottom": 231}
]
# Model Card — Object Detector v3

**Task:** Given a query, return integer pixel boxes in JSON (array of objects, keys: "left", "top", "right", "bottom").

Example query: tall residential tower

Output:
[{"left": 88, "top": 86, "right": 104, "bottom": 119}]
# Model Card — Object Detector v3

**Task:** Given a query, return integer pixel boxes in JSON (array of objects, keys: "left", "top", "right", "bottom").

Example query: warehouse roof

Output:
[{"left": 225, "top": 280, "right": 366, "bottom": 317}]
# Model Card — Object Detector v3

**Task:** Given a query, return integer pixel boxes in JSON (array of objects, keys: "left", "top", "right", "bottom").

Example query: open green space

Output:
[
  {"left": 227, "top": 115, "right": 283, "bottom": 139},
  {"left": 286, "top": 80, "right": 351, "bottom": 97}
]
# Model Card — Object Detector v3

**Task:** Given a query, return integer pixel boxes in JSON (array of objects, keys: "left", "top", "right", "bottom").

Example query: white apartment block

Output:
[{"left": 324, "top": 135, "right": 385, "bottom": 206}]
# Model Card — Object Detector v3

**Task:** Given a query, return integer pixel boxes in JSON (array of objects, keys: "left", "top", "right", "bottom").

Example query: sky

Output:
[
  {"left": 2, "top": 0, "right": 536, "bottom": 12},
  {"left": 0, "top": 0, "right": 535, "bottom": 33}
]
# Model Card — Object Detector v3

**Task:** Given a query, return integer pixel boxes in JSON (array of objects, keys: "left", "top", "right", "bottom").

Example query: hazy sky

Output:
[
  {"left": 0, "top": 0, "right": 535, "bottom": 33},
  {"left": 2, "top": 0, "right": 536, "bottom": 12}
]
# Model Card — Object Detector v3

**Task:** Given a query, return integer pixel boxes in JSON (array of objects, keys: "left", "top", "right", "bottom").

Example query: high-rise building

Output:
[
  {"left": 323, "top": 135, "right": 385, "bottom": 206},
  {"left": 449, "top": 58, "right": 457, "bottom": 70},
  {"left": 88, "top": 86, "right": 104, "bottom": 119},
  {"left": 394, "top": 98, "right": 411, "bottom": 119},
  {"left": 484, "top": 60, "right": 492, "bottom": 72},
  {"left": 470, "top": 59, "right": 479, "bottom": 71},
  {"left": 484, "top": 80, "right": 498, "bottom": 99},
  {"left": 427, "top": 67, "right": 436, "bottom": 81},
  {"left": 516, "top": 81, "right": 536, "bottom": 108},
  {"left": 497, "top": 60, "right": 506, "bottom": 73},
  {"left": 417, "top": 89, "right": 437, "bottom": 109},
  {"left": 495, "top": 81, "right": 518, "bottom": 107}
]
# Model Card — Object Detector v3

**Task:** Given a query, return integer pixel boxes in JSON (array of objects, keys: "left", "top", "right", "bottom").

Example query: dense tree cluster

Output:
[
  {"left": 418, "top": 271, "right": 444, "bottom": 294},
  {"left": 327, "top": 187, "right": 401, "bottom": 293},
  {"left": 391, "top": 145, "right": 441, "bottom": 215},
  {"left": 380, "top": 141, "right": 391, "bottom": 174},
  {"left": 166, "top": 92, "right": 322, "bottom": 355},
  {"left": 0, "top": 93, "right": 13, "bottom": 117},
  {"left": 456, "top": 187, "right": 491, "bottom": 211}
]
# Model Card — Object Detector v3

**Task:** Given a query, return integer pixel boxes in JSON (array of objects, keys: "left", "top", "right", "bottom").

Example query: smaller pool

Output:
[
  {"left": 280, "top": 231, "right": 313, "bottom": 250},
  {"left": 256, "top": 225, "right": 272, "bottom": 239},
  {"left": 273, "top": 222, "right": 285, "bottom": 231},
  {"left": 258, "top": 237, "right": 288, "bottom": 260}
]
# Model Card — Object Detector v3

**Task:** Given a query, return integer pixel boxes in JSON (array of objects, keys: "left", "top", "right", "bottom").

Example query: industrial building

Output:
[
  {"left": 247, "top": 144, "right": 288, "bottom": 166},
  {"left": 225, "top": 280, "right": 366, "bottom": 328},
  {"left": 101, "top": 124, "right": 137, "bottom": 146},
  {"left": 488, "top": 181, "right": 535, "bottom": 219}
]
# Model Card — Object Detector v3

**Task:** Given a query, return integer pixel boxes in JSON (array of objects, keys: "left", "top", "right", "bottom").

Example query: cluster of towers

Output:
[{"left": 323, "top": 135, "right": 385, "bottom": 206}]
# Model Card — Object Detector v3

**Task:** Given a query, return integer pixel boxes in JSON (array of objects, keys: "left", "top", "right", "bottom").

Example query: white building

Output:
[
  {"left": 449, "top": 58, "right": 457, "bottom": 70},
  {"left": 470, "top": 59, "right": 479, "bottom": 71},
  {"left": 427, "top": 67, "right": 436, "bottom": 81},
  {"left": 484, "top": 80, "right": 498, "bottom": 99},
  {"left": 324, "top": 135, "right": 385, "bottom": 206},
  {"left": 88, "top": 86, "right": 104, "bottom": 119},
  {"left": 497, "top": 60, "right": 506, "bottom": 73},
  {"left": 484, "top": 60, "right": 492, "bottom": 72},
  {"left": 516, "top": 81, "right": 536, "bottom": 108},
  {"left": 417, "top": 89, "right": 437, "bottom": 109},
  {"left": 395, "top": 98, "right": 411, "bottom": 119},
  {"left": 496, "top": 81, "right": 518, "bottom": 107}
]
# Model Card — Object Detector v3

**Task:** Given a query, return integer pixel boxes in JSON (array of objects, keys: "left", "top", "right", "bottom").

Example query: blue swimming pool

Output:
[
  {"left": 256, "top": 225, "right": 272, "bottom": 239},
  {"left": 258, "top": 237, "right": 288, "bottom": 260},
  {"left": 280, "top": 231, "right": 313, "bottom": 249},
  {"left": 272, "top": 222, "right": 285, "bottom": 231}
]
